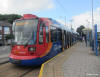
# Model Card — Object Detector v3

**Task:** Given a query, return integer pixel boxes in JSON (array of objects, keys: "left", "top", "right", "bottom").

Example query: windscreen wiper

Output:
[
  {"left": 24, "top": 30, "right": 34, "bottom": 48},
  {"left": 24, "top": 37, "right": 32, "bottom": 48}
]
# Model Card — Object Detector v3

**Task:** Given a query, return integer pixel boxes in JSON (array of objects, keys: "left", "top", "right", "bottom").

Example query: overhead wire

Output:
[
  {"left": 55, "top": 0, "right": 67, "bottom": 14},
  {"left": 55, "top": 0, "right": 68, "bottom": 26}
]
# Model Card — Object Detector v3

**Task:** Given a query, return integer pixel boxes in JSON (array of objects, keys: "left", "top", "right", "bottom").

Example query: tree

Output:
[
  {"left": 5, "top": 34, "right": 14, "bottom": 41},
  {"left": 76, "top": 25, "right": 85, "bottom": 36},
  {"left": 7, "top": 14, "right": 22, "bottom": 23},
  {"left": 0, "top": 14, "right": 22, "bottom": 24}
]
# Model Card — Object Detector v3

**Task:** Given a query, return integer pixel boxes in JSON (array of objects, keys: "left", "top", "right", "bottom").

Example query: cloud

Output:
[
  {"left": 56, "top": 19, "right": 65, "bottom": 25},
  {"left": 47, "top": 3, "right": 54, "bottom": 9},
  {"left": 71, "top": 7, "right": 100, "bottom": 32},
  {"left": 56, "top": 7, "right": 100, "bottom": 32},
  {"left": 56, "top": 19, "right": 74, "bottom": 31},
  {"left": 0, "top": 0, "right": 54, "bottom": 14}
]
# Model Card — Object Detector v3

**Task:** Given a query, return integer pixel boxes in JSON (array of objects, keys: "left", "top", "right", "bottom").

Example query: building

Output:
[{"left": 0, "top": 21, "right": 12, "bottom": 45}]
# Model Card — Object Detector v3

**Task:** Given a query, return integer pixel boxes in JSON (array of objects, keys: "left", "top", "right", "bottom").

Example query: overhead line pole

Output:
[
  {"left": 65, "top": 16, "right": 66, "bottom": 26},
  {"left": 92, "top": 0, "right": 94, "bottom": 29},
  {"left": 55, "top": 0, "right": 67, "bottom": 26},
  {"left": 92, "top": 0, "right": 94, "bottom": 42}
]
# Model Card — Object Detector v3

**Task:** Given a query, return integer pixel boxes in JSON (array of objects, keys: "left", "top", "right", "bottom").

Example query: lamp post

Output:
[{"left": 70, "top": 19, "right": 73, "bottom": 31}]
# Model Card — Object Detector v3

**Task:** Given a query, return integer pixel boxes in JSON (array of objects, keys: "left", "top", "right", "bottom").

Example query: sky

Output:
[{"left": 0, "top": 0, "right": 100, "bottom": 31}]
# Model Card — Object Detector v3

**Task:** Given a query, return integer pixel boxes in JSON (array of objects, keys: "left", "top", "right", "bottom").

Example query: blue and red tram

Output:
[{"left": 9, "top": 14, "right": 77, "bottom": 66}]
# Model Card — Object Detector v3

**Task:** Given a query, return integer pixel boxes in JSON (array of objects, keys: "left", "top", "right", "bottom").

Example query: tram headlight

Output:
[{"left": 28, "top": 47, "right": 36, "bottom": 52}]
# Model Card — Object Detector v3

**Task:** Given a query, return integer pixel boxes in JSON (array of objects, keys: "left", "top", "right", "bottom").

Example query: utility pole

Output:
[
  {"left": 70, "top": 19, "right": 73, "bottom": 31},
  {"left": 91, "top": 0, "right": 96, "bottom": 52},
  {"left": 92, "top": 0, "right": 94, "bottom": 29},
  {"left": 59, "top": 16, "right": 67, "bottom": 26},
  {"left": 92, "top": 0, "right": 94, "bottom": 42}
]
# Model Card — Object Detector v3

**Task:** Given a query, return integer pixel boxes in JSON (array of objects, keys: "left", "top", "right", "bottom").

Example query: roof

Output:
[
  {"left": 82, "top": 28, "right": 92, "bottom": 31},
  {"left": 0, "top": 21, "right": 12, "bottom": 27},
  {"left": 49, "top": 18, "right": 72, "bottom": 32}
]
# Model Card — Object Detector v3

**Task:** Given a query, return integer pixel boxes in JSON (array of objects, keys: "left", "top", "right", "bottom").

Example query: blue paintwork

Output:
[
  {"left": 49, "top": 18, "right": 71, "bottom": 32},
  {"left": 94, "top": 24, "right": 98, "bottom": 56},
  {"left": 9, "top": 41, "right": 62, "bottom": 66}
]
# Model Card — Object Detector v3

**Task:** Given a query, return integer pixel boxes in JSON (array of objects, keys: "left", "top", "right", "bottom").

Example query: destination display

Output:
[{"left": 16, "top": 22, "right": 28, "bottom": 26}]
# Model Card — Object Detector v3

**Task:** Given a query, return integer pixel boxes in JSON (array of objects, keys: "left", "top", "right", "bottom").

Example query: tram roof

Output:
[{"left": 49, "top": 18, "right": 72, "bottom": 32}]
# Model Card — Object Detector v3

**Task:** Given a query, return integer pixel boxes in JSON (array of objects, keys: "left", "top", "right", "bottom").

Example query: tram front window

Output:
[{"left": 13, "top": 19, "right": 38, "bottom": 45}]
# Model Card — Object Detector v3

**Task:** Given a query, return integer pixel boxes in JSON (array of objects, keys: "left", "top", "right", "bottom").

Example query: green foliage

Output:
[
  {"left": 76, "top": 25, "right": 85, "bottom": 36},
  {"left": 0, "top": 14, "right": 22, "bottom": 24}
]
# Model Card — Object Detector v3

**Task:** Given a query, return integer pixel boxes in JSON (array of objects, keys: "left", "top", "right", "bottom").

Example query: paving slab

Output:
[
  {"left": 0, "top": 46, "right": 10, "bottom": 64},
  {"left": 0, "top": 46, "right": 10, "bottom": 55},
  {"left": 0, "top": 54, "right": 9, "bottom": 64},
  {"left": 62, "top": 42, "right": 100, "bottom": 77},
  {"left": 41, "top": 43, "right": 77, "bottom": 77}
]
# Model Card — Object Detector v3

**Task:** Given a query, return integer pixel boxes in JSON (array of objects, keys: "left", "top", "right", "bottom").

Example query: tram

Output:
[{"left": 9, "top": 14, "right": 78, "bottom": 66}]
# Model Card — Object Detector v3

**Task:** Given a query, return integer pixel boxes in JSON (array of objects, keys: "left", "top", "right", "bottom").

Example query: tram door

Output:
[
  {"left": 62, "top": 30, "right": 66, "bottom": 50},
  {"left": 37, "top": 24, "right": 48, "bottom": 56},
  {"left": 64, "top": 30, "right": 66, "bottom": 49},
  {"left": 38, "top": 24, "right": 46, "bottom": 56}
]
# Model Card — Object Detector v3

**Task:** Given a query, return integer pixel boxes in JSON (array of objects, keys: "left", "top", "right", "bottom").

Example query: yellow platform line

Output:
[
  {"left": 38, "top": 52, "right": 65, "bottom": 77},
  {"left": 38, "top": 64, "right": 44, "bottom": 77},
  {"left": 38, "top": 43, "right": 77, "bottom": 77}
]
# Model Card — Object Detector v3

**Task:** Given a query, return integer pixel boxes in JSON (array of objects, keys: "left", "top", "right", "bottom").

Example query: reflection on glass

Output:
[{"left": 13, "top": 19, "right": 38, "bottom": 45}]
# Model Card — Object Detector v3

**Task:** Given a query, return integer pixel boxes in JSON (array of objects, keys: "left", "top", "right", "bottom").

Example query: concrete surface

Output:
[
  {"left": 0, "top": 46, "right": 10, "bottom": 55},
  {"left": 62, "top": 42, "right": 100, "bottom": 77},
  {"left": 41, "top": 42, "right": 77, "bottom": 77},
  {"left": 0, "top": 46, "right": 10, "bottom": 63}
]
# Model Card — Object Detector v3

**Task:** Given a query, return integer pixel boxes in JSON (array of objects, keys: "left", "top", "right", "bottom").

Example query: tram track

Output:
[{"left": 0, "top": 62, "right": 40, "bottom": 77}]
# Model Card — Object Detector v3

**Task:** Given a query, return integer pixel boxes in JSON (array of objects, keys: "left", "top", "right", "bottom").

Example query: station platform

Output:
[
  {"left": 62, "top": 42, "right": 100, "bottom": 77},
  {"left": 39, "top": 42, "right": 100, "bottom": 77}
]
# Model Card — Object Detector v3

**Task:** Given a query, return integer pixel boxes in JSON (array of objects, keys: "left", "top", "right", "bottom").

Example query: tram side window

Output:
[
  {"left": 39, "top": 26, "right": 43, "bottom": 44},
  {"left": 50, "top": 26, "right": 56, "bottom": 42},
  {"left": 57, "top": 28, "right": 62, "bottom": 41},
  {"left": 46, "top": 26, "right": 49, "bottom": 43}
]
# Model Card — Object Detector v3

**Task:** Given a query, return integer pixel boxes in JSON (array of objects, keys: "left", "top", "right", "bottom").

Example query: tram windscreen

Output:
[{"left": 13, "top": 19, "right": 38, "bottom": 45}]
